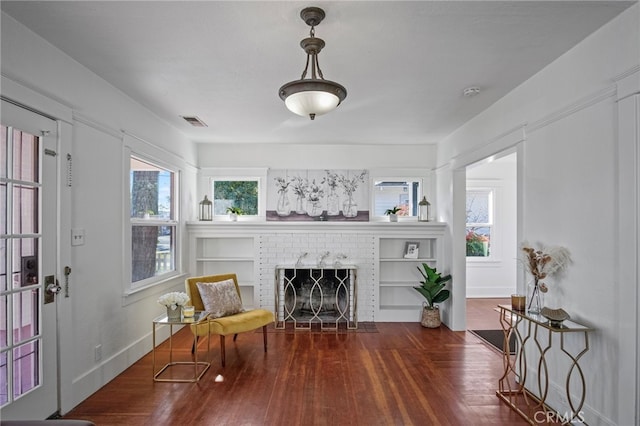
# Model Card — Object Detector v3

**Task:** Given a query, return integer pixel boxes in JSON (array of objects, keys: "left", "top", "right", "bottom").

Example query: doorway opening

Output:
[{"left": 465, "top": 152, "right": 517, "bottom": 331}]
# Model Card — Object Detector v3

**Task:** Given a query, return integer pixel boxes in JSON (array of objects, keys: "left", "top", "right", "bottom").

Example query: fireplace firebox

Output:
[{"left": 275, "top": 267, "right": 357, "bottom": 329}]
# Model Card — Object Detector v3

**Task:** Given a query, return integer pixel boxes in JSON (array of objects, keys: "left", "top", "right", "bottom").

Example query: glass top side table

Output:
[{"left": 152, "top": 310, "right": 210, "bottom": 382}]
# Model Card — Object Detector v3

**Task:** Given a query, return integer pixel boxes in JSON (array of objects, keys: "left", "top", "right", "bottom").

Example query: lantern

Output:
[
  {"left": 418, "top": 196, "right": 431, "bottom": 222},
  {"left": 199, "top": 195, "right": 212, "bottom": 221}
]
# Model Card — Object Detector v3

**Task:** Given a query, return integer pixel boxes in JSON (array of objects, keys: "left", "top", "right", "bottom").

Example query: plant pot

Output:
[
  {"left": 389, "top": 214, "right": 398, "bottom": 222},
  {"left": 229, "top": 213, "right": 238, "bottom": 222},
  {"left": 421, "top": 306, "right": 441, "bottom": 328}
]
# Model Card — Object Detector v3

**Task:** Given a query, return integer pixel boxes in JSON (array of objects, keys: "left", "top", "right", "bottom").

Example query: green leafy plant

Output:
[
  {"left": 226, "top": 206, "right": 244, "bottom": 215},
  {"left": 384, "top": 206, "right": 401, "bottom": 215},
  {"left": 414, "top": 263, "right": 452, "bottom": 309}
]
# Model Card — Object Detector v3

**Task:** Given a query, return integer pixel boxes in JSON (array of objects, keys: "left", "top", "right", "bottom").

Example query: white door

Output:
[{"left": 1, "top": 100, "right": 60, "bottom": 419}]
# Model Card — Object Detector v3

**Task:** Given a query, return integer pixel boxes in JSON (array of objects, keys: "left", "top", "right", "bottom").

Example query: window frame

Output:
[
  {"left": 371, "top": 176, "right": 424, "bottom": 221},
  {"left": 127, "top": 154, "right": 181, "bottom": 292}
]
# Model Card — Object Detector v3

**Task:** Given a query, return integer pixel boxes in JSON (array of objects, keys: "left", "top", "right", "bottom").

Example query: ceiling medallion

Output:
[{"left": 278, "top": 7, "right": 347, "bottom": 120}]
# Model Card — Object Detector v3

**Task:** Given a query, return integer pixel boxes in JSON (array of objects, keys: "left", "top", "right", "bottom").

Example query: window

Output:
[
  {"left": 130, "top": 157, "right": 177, "bottom": 285},
  {"left": 466, "top": 189, "right": 493, "bottom": 257},
  {"left": 373, "top": 180, "right": 422, "bottom": 217},
  {"left": 212, "top": 179, "right": 259, "bottom": 216}
]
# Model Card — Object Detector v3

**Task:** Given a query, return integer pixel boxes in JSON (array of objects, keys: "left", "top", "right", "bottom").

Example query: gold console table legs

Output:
[{"left": 496, "top": 305, "right": 592, "bottom": 425}]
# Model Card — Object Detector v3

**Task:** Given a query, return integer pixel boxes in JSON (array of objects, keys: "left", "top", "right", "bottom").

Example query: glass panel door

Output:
[{"left": 1, "top": 100, "right": 59, "bottom": 419}]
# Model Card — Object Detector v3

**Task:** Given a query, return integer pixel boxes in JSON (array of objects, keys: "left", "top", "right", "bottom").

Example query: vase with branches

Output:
[
  {"left": 338, "top": 170, "right": 366, "bottom": 218},
  {"left": 521, "top": 243, "right": 571, "bottom": 313}
]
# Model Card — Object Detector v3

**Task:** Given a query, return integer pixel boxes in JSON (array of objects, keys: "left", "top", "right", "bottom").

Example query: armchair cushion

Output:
[{"left": 196, "top": 279, "right": 244, "bottom": 319}]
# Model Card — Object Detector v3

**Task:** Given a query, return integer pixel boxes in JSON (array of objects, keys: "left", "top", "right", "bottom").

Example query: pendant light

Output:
[{"left": 279, "top": 7, "right": 347, "bottom": 120}]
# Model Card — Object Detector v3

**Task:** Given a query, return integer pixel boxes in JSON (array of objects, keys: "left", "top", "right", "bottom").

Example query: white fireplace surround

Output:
[{"left": 187, "top": 221, "right": 447, "bottom": 322}]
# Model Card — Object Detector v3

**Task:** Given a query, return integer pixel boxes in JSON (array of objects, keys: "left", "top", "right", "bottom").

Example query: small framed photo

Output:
[{"left": 403, "top": 241, "right": 419, "bottom": 259}]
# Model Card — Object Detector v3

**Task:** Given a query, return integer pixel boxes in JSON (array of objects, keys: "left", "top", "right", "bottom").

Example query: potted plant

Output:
[
  {"left": 384, "top": 206, "right": 401, "bottom": 222},
  {"left": 414, "top": 263, "right": 452, "bottom": 328},
  {"left": 226, "top": 206, "right": 243, "bottom": 221}
]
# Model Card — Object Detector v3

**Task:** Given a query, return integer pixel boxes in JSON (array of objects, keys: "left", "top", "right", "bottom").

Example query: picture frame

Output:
[{"left": 403, "top": 241, "right": 419, "bottom": 259}]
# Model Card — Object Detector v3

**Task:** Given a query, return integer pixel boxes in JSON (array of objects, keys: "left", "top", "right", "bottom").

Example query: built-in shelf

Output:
[{"left": 377, "top": 231, "right": 445, "bottom": 321}]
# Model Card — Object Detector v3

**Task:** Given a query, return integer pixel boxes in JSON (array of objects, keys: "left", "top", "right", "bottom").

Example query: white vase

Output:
[{"left": 166, "top": 306, "right": 181, "bottom": 321}]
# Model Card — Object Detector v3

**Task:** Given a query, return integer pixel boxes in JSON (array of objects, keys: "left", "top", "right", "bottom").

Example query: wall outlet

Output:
[
  {"left": 94, "top": 344, "right": 102, "bottom": 361},
  {"left": 71, "top": 228, "right": 85, "bottom": 246}
]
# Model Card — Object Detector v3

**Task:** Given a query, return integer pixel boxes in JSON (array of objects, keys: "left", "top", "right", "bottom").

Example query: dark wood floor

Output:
[{"left": 63, "top": 299, "right": 526, "bottom": 425}]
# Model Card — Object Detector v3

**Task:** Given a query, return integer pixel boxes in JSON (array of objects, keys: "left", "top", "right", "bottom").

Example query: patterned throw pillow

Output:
[{"left": 196, "top": 279, "right": 244, "bottom": 318}]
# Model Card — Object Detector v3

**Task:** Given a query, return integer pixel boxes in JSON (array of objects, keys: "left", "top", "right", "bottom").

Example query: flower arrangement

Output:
[
  {"left": 290, "top": 176, "right": 308, "bottom": 198},
  {"left": 521, "top": 243, "right": 571, "bottom": 311},
  {"left": 158, "top": 292, "right": 189, "bottom": 310},
  {"left": 338, "top": 170, "right": 367, "bottom": 197},
  {"left": 274, "top": 176, "right": 290, "bottom": 194},
  {"left": 325, "top": 170, "right": 339, "bottom": 191},
  {"left": 306, "top": 178, "right": 325, "bottom": 202}
]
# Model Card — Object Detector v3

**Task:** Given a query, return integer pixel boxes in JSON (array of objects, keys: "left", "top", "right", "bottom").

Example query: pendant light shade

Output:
[{"left": 279, "top": 7, "right": 347, "bottom": 120}]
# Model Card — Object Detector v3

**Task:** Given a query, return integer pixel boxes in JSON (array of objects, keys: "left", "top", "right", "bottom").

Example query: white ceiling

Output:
[{"left": 1, "top": 1, "right": 634, "bottom": 145}]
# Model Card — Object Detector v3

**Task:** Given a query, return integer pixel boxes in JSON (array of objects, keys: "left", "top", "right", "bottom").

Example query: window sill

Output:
[{"left": 122, "top": 272, "right": 188, "bottom": 306}]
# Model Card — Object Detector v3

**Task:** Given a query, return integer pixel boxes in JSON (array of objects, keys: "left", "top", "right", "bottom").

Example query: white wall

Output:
[
  {"left": 197, "top": 143, "right": 437, "bottom": 170},
  {"left": 466, "top": 155, "right": 517, "bottom": 298},
  {"left": 1, "top": 12, "right": 198, "bottom": 414},
  {"left": 437, "top": 5, "right": 639, "bottom": 425}
]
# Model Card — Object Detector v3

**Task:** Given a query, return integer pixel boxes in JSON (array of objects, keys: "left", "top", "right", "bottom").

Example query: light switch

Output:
[{"left": 71, "top": 228, "right": 85, "bottom": 246}]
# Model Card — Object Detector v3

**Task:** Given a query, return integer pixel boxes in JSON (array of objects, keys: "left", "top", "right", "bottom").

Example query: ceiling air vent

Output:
[{"left": 180, "top": 116, "right": 208, "bottom": 127}]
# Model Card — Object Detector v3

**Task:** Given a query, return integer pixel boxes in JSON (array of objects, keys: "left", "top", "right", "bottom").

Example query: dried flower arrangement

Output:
[{"left": 521, "top": 243, "right": 572, "bottom": 311}]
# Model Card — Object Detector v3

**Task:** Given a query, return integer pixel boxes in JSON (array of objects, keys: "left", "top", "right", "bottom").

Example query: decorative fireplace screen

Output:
[{"left": 275, "top": 267, "right": 357, "bottom": 329}]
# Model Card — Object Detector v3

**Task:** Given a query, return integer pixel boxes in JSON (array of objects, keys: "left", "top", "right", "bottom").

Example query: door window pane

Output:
[
  {"left": 13, "top": 185, "right": 38, "bottom": 235},
  {"left": 12, "top": 290, "right": 39, "bottom": 345},
  {"left": 12, "top": 129, "right": 38, "bottom": 183},
  {"left": 0, "top": 351, "right": 8, "bottom": 405},
  {"left": 12, "top": 340, "right": 39, "bottom": 399}
]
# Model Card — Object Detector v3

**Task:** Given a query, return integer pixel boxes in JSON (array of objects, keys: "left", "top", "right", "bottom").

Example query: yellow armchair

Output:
[{"left": 185, "top": 274, "right": 274, "bottom": 366}]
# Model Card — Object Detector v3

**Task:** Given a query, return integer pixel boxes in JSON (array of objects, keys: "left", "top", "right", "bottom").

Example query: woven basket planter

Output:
[{"left": 420, "top": 306, "right": 441, "bottom": 328}]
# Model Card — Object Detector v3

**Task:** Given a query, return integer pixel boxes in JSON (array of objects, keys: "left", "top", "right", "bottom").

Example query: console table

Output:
[
  {"left": 152, "top": 311, "right": 211, "bottom": 382},
  {"left": 495, "top": 305, "right": 593, "bottom": 424}
]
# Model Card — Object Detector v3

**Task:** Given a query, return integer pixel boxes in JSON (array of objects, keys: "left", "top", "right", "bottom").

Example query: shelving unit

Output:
[
  {"left": 191, "top": 235, "right": 256, "bottom": 308},
  {"left": 377, "top": 230, "right": 446, "bottom": 321}
]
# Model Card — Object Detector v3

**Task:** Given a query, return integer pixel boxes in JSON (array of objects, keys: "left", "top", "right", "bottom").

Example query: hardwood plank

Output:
[{"left": 63, "top": 321, "right": 530, "bottom": 425}]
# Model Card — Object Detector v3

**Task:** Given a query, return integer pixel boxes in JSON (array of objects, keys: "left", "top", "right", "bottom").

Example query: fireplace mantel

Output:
[{"left": 186, "top": 220, "right": 447, "bottom": 234}]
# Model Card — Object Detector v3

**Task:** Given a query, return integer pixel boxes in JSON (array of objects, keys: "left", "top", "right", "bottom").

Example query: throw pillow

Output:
[{"left": 196, "top": 279, "right": 243, "bottom": 318}]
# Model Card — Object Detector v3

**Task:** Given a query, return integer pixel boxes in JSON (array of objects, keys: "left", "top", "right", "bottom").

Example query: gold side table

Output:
[
  {"left": 152, "top": 310, "right": 210, "bottom": 382},
  {"left": 496, "top": 304, "right": 593, "bottom": 425}
]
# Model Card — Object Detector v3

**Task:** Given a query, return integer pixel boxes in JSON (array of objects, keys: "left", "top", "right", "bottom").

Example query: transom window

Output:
[{"left": 130, "top": 157, "right": 178, "bottom": 286}]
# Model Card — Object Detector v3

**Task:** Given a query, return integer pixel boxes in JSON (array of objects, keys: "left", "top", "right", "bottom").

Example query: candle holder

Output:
[{"left": 511, "top": 294, "right": 526, "bottom": 311}]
